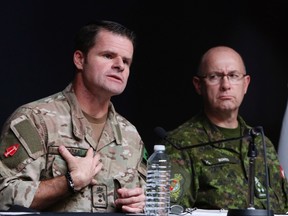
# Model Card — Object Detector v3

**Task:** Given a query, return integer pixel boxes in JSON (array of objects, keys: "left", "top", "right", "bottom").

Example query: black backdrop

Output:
[{"left": 1, "top": 0, "right": 287, "bottom": 155}]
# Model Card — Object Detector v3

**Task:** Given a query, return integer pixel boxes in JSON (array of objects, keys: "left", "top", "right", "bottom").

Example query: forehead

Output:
[
  {"left": 93, "top": 30, "right": 134, "bottom": 57},
  {"left": 206, "top": 51, "right": 244, "bottom": 72}
]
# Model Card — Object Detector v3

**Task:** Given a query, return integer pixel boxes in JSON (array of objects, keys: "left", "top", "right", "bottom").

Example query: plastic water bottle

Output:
[{"left": 145, "top": 145, "right": 171, "bottom": 216}]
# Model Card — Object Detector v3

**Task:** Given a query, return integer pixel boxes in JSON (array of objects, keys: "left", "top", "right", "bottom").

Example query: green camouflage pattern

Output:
[
  {"left": 165, "top": 112, "right": 288, "bottom": 214},
  {"left": 0, "top": 83, "right": 147, "bottom": 212}
]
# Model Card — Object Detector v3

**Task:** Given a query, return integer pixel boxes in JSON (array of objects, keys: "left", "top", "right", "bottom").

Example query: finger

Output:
[
  {"left": 58, "top": 145, "right": 73, "bottom": 163},
  {"left": 117, "top": 199, "right": 144, "bottom": 207},
  {"left": 85, "top": 147, "right": 94, "bottom": 158},
  {"left": 115, "top": 193, "right": 145, "bottom": 206},
  {"left": 121, "top": 205, "right": 144, "bottom": 213},
  {"left": 94, "top": 162, "right": 103, "bottom": 174},
  {"left": 91, "top": 178, "right": 97, "bottom": 185},
  {"left": 117, "top": 188, "right": 143, "bottom": 198},
  {"left": 90, "top": 163, "right": 103, "bottom": 185}
]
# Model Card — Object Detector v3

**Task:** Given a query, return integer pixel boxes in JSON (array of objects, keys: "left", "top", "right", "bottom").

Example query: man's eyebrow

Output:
[{"left": 210, "top": 70, "right": 239, "bottom": 73}]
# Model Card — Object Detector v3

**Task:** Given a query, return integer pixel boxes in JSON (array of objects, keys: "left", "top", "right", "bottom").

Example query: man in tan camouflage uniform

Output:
[
  {"left": 164, "top": 46, "right": 288, "bottom": 214},
  {"left": 0, "top": 20, "right": 146, "bottom": 213}
]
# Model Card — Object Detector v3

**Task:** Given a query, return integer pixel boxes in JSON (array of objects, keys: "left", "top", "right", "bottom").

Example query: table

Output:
[
  {"left": 0, "top": 208, "right": 286, "bottom": 216},
  {"left": 170, "top": 208, "right": 286, "bottom": 216}
]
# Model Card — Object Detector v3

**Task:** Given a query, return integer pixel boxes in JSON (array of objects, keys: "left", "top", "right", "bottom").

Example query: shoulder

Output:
[
  {"left": 9, "top": 91, "right": 66, "bottom": 117},
  {"left": 1, "top": 90, "right": 67, "bottom": 140},
  {"left": 170, "top": 114, "right": 205, "bottom": 138},
  {"left": 109, "top": 103, "right": 139, "bottom": 136},
  {"left": 114, "top": 112, "right": 141, "bottom": 137},
  {"left": 107, "top": 104, "right": 142, "bottom": 146},
  {"left": 164, "top": 113, "right": 210, "bottom": 149}
]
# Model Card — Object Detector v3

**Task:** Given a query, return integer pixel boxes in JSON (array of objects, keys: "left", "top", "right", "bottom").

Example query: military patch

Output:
[
  {"left": 0, "top": 115, "right": 44, "bottom": 170},
  {"left": 92, "top": 184, "right": 107, "bottom": 208},
  {"left": 0, "top": 131, "right": 29, "bottom": 169},
  {"left": 170, "top": 173, "right": 183, "bottom": 201},
  {"left": 202, "top": 156, "right": 238, "bottom": 166},
  {"left": 254, "top": 177, "right": 266, "bottom": 199},
  {"left": 48, "top": 146, "right": 87, "bottom": 157},
  {"left": 143, "top": 147, "right": 148, "bottom": 163},
  {"left": 4, "top": 144, "right": 20, "bottom": 157},
  {"left": 10, "top": 115, "right": 43, "bottom": 158}
]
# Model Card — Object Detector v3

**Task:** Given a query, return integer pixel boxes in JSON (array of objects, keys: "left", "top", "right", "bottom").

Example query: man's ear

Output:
[
  {"left": 193, "top": 76, "right": 202, "bottom": 95},
  {"left": 73, "top": 50, "right": 85, "bottom": 70},
  {"left": 243, "top": 74, "right": 251, "bottom": 94}
]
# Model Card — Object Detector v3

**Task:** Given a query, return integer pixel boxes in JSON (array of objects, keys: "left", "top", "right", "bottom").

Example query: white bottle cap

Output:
[{"left": 154, "top": 145, "right": 165, "bottom": 151}]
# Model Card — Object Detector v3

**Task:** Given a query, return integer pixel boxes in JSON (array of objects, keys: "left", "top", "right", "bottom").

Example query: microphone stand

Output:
[
  {"left": 227, "top": 128, "right": 273, "bottom": 216},
  {"left": 154, "top": 127, "right": 274, "bottom": 216}
]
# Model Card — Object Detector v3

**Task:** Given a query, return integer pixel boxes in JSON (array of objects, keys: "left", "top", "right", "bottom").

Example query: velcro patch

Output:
[
  {"left": 48, "top": 146, "right": 87, "bottom": 157},
  {"left": 10, "top": 116, "right": 43, "bottom": 158},
  {"left": 0, "top": 115, "right": 44, "bottom": 170}
]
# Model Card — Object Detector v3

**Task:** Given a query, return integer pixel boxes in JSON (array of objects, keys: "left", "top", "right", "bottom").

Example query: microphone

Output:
[
  {"left": 154, "top": 126, "right": 250, "bottom": 150},
  {"left": 154, "top": 126, "right": 273, "bottom": 216}
]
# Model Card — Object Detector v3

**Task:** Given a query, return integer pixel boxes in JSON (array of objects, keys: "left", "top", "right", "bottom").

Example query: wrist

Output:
[{"left": 65, "top": 171, "right": 76, "bottom": 193}]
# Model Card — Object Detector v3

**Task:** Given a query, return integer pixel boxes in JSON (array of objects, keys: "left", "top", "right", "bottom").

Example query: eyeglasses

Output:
[
  {"left": 170, "top": 205, "right": 197, "bottom": 215},
  {"left": 198, "top": 72, "right": 248, "bottom": 85}
]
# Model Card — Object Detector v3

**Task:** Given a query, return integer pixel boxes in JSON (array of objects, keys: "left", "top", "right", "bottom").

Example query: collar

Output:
[{"left": 62, "top": 83, "right": 123, "bottom": 145}]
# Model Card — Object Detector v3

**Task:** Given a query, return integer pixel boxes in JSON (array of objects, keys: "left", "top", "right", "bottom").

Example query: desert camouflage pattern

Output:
[
  {"left": 0, "top": 83, "right": 147, "bottom": 212},
  {"left": 165, "top": 112, "right": 288, "bottom": 214}
]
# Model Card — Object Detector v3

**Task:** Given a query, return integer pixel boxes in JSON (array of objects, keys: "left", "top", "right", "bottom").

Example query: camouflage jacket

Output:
[
  {"left": 165, "top": 112, "right": 288, "bottom": 214},
  {"left": 0, "top": 83, "right": 147, "bottom": 212}
]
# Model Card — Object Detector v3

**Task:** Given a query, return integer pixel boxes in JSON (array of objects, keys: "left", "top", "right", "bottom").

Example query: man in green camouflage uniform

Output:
[
  {"left": 164, "top": 46, "right": 288, "bottom": 214},
  {"left": 0, "top": 20, "right": 146, "bottom": 213}
]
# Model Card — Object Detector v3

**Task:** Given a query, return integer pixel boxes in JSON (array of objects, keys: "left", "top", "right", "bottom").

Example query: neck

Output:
[
  {"left": 73, "top": 76, "right": 110, "bottom": 118},
  {"left": 83, "top": 111, "right": 108, "bottom": 123},
  {"left": 205, "top": 109, "right": 239, "bottom": 129}
]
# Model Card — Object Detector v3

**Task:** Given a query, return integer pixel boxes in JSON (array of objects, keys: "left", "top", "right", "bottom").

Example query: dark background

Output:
[{"left": 1, "top": 0, "right": 287, "bottom": 154}]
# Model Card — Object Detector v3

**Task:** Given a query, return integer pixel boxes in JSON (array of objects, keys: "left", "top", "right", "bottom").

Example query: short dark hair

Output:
[{"left": 74, "top": 20, "right": 136, "bottom": 55}]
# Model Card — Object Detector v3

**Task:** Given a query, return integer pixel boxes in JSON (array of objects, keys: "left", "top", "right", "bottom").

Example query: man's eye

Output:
[
  {"left": 123, "top": 59, "right": 130, "bottom": 65},
  {"left": 104, "top": 54, "right": 112, "bottom": 59},
  {"left": 209, "top": 74, "right": 219, "bottom": 80},
  {"left": 229, "top": 73, "right": 239, "bottom": 78}
]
